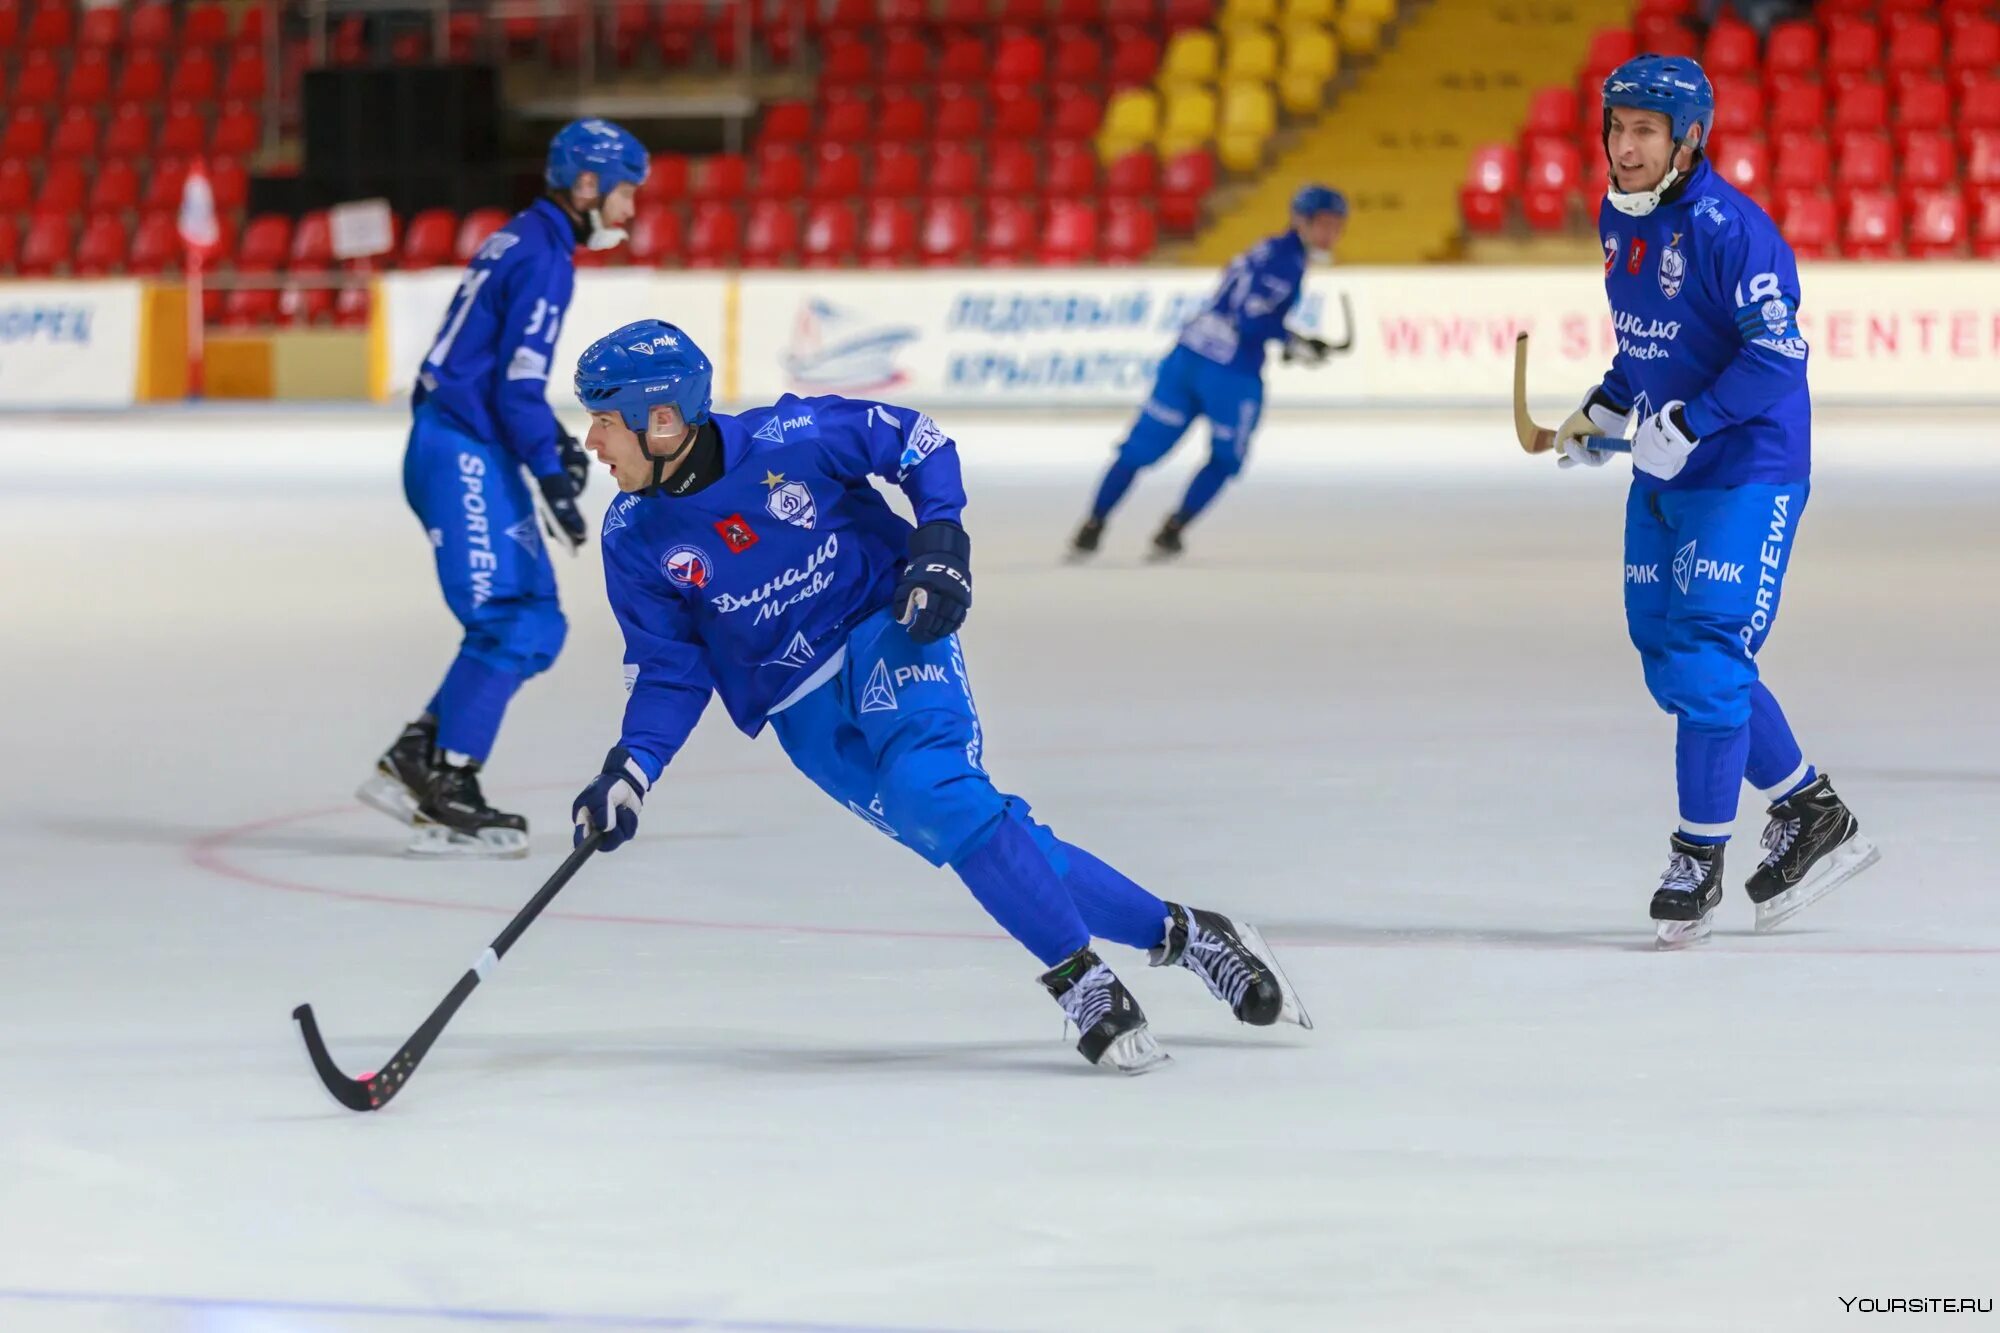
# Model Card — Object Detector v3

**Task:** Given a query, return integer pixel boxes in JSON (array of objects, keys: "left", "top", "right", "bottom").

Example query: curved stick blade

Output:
[
  {"left": 291, "top": 1004, "right": 382, "bottom": 1113},
  {"left": 1512, "top": 333, "right": 1557, "bottom": 454}
]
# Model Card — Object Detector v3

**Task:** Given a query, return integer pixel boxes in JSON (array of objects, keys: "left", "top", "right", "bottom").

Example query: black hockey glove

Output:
[
  {"left": 1282, "top": 332, "right": 1333, "bottom": 367},
  {"left": 557, "top": 424, "right": 590, "bottom": 494},
  {"left": 893, "top": 521, "right": 971, "bottom": 645},
  {"left": 536, "top": 471, "right": 588, "bottom": 552}
]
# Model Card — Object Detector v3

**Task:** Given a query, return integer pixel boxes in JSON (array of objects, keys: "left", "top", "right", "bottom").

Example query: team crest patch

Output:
[
  {"left": 1672, "top": 540, "right": 1697, "bottom": 596},
  {"left": 1603, "top": 234, "right": 1620, "bottom": 274},
  {"left": 661, "top": 544, "right": 713, "bottom": 589},
  {"left": 752, "top": 416, "right": 786, "bottom": 444},
  {"left": 766, "top": 478, "right": 818, "bottom": 529},
  {"left": 714, "top": 513, "right": 758, "bottom": 553},
  {"left": 1626, "top": 238, "right": 1647, "bottom": 275},
  {"left": 1658, "top": 231, "right": 1686, "bottom": 300},
  {"left": 1761, "top": 298, "right": 1791, "bottom": 336}
]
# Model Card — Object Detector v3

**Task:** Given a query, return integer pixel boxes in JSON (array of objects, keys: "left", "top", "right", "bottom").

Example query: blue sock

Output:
[
  {"left": 1744, "top": 681, "right": 1814, "bottom": 800},
  {"left": 1052, "top": 840, "right": 1170, "bottom": 952},
  {"left": 433, "top": 653, "right": 525, "bottom": 763},
  {"left": 1676, "top": 722, "right": 1750, "bottom": 843},
  {"left": 951, "top": 813, "right": 1093, "bottom": 968},
  {"left": 1175, "top": 456, "right": 1235, "bottom": 524},
  {"left": 1091, "top": 459, "right": 1142, "bottom": 521}
]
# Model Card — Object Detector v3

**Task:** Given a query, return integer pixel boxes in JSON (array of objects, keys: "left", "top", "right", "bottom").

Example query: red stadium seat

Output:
[
  {"left": 1041, "top": 200, "right": 1099, "bottom": 263},
  {"left": 1105, "top": 151, "right": 1158, "bottom": 200},
  {"left": 655, "top": 1, "right": 700, "bottom": 66},
  {"left": 1899, "top": 130, "right": 1958, "bottom": 198},
  {"left": 126, "top": 4, "right": 175, "bottom": 50},
  {"left": 1823, "top": 18, "right": 1880, "bottom": 91},
  {"left": 933, "top": 92, "right": 985, "bottom": 143},
  {"left": 1104, "top": 0, "right": 1156, "bottom": 26},
  {"left": 874, "top": 143, "right": 924, "bottom": 199},
  {"left": 993, "top": 33, "right": 1048, "bottom": 91},
  {"left": 982, "top": 198, "right": 1035, "bottom": 263},
  {"left": 882, "top": 32, "right": 932, "bottom": 85},
  {"left": 1967, "top": 128, "right": 2000, "bottom": 191},
  {"left": 1948, "top": 17, "right": 2000, "bottom": 88},
  {"left": 209, "top": 157, "right": 247, "bottom": 210},
  {"left": 688, "top": 202, "right": 743, "bottom": 267},
  {"left": 927, "top": 142, "right": 981, "bottom": 196},
  {"left": 1962, "top": 78, "right": 2000, "bottom": 133},
  {"left": 0, "top": 216, "right": 18, "bottom": 273},
  {"left": 810, "top": 143, "right": 865, "bottom": 200},
  {"left": 932, "top": 0, "right": 988, "bottom": 30},
  {"left": 89, "top": 159, "right": 142, "bottom": 213},
  {"left": 74, "top": 216, "right": 129, "bottom": 276},
  {"left": 1906, "top": 190, "right": 1967, "bottom": 258},
  {"left": 878, "top": 93, "right": 929, "bottom": 144},
  {"left": 2, "top": 109, "right": 49, "bottom": 161},
  {"left": 23, "top": 3, "right": 75, "bottom": 50},
  {"left": 820, "top": 34, "right": 872, "bottom": 88},
  {"left": 1635, "top": 15, "right": 1693, "bottom": 57},
  {"left": 691, "top": 154, "right": 748, "bottom": 202},
  {"left": 220, "top": 287, "right": 280, "bottom": 329},
  {"left": 1896, "top": 78, "right": 1951, "bottom": 131},
  {"left": 1763, "top": 20, "right": 1818, "bottom": 83},
  {"left": 1101, "top": 200, "right": 1156, "bottom": 260},
  {"left": 79, "top": 5, "right": 124, "bottom": 47},
  {"left": 1047, "top": 141, "right": 1098, "bottom": 196},
  {"left": 1108, "top": 31, "right": 1162, "bottom": 89},
  {"left": 994, "top": 86, "right": 1045, "bottom": 138},
  {"left": 1523, "top": 86, "right": 1577, "bottom": 149},
  {"left": 999, "top": 0, "right": 1049, "bottom": 26},
  {"left": 237, "top": 214, "right": 294, "bottom": 273},
  {"left": 333, "top": 286, "right": 372, "bottom": 330},
  {"left": 1712, "top": 138, "right": 1769, "bottom": 203},
  {"left": 1886, "top": 20, "right": 1943, "bottom": 76},
  {"left": 169, "top": 51, "right": 220, "bottom": 104},
  {"left": 291, "top": 211, "right": 334, "bottom": 271},
  {"left": 401, "top": 209, "right": 456, "bottom": 268},
  {"left": 607, "top": 1, "right": 653, "bottom": 67},
  {"left": 1831, "top": 83, "right": 1888, "bottom": 134},
  {"left": 103, "top": 104, "right": 152, "bottom": 159},
  {"left": 1767, "top": 82, "right": 1826, "bottom": 136},
  {"left": 0, "top": 161, "right": 29, "bottom": 215},
  {"left": 627, "top": 209, "right": 686, "bottom": 266},
  {"left": 760, "top": 100, "right": 813, "bottom": 148},
  {"left": 455, "top": 208, "right": 510, "bottom": 262},
  {"left": 1162, "top": 0, "right": 1213, "bottom": 33},
  {"left": 1051, "top": 89, "right": 1105, "bottom": 144},
  {"left": 743, "top": 201, "right": 800, "bottom": 267},
  {"left": 157, "top": 105, "right": 208, "bottom": 157},
  {"left": 18, "top": 216, "right": 72, "bottom": 277},
  {"left": 65, "top": 50, "right": 114, "bottom": 107},
  {"left": 35, "top": 161, "right": 87, "bottom": 215},
  {"left": 819, "top": 97, "right": 871, "bottom": 146},
  {"left": 212, "top": 104, "right": 260, "bottom": 157},
  {"left": 919, "top": 197, "right": 976, "bottom": 265},
  {"left": 752, "top": 145, "right": 807, "bottom": 199},
  {"left": 859, "top": 200, "right": 918, "bottom": 267},
  {"left": 987, "top": 142, "right": 1040, "bottom": 197},
  {"left": 1975, "top": 192, "right": 2000, "bottom": 259},
  {"left": 803, "top": 201, "right": 860, "bottom": 267},
  {"left": 1159, "top": 149, "right": 1212, "bottom": 233},
  {"left": 939, "top": 34, "right": 987, "bottom": 83},
  {"left": 184, "top": 2, "right": 233, "bottom": 48},
  {"left": 13, "top": 50, "right": 62, "bottom": 104},
  {"left": 1701, "top": 17, "right": 1758, "bottom": 78},
  {"left": 51, "top": 108, "right": 101, "bottom": 160},
  {"left": 1710, "top": 78, "right": 1764, "bottom": 141},
  {"left": 1842, "top": 190, "right": 1901, "bottom": 259},
  {"left": 1521, "top": 140, "right": 1579, "bottom": 232},
  {"left": 1835, "top": 132, "right": 1892, "bottom": 193},
  {"left": 1053, "top": 28, "right": 1102, "bottom": 85},
  {"left": 639, "top": 153, "right": 690, "bottom": 206},
  {"left": 1777, "top": 190, "right": 1836, "bottom": 258},
  {"left": 223, "top": 52, "right": 268, "bottom": 102}
]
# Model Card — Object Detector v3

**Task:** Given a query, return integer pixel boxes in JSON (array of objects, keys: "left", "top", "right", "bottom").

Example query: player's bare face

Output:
[
  {"left": 1606, "top": 108, "right": 1675, "bottom": 194},
  {"left": 599, "top": 181, "right": 638, "bottom": 228},
  {"left": 586, "top": 407, "right": 695, "bottom": 492},
  {"left": 1299, "top": 212, "right": 1344, "bottom": 254}
]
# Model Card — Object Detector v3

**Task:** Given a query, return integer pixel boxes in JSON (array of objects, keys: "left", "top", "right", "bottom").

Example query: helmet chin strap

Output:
[
  {"left": 1606, "top": 131, "right": 1699, "bottom": 218},
  {"left": 639, "top": 423, "right": 695, "bottom": 492},
  {"left": 586, "top": 208, "right": 629, "bottom": 251}
]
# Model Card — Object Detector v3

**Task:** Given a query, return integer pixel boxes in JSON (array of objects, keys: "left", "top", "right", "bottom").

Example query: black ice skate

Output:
[
  {"left": 1147, "top": 515, "right": 1186, "bottom": 561},
  {"left": 1745, "top": 773, "right": 1879, "bottom": 933},
  {"left": 1651, "top": 834, "right": 1725, "bottom": 950},
  {"left": 1151, "top": 903, "right": 1313, "bottom": 1029},
  {"left": 1068, "top": 516, "right": 1105, "bottom": 561},
  {"left": 1039, "top": 948, "right": 1169, "bottom": 1075},
  {"left": 356, "top": 717, "right": 437, "bottom": 827},
  {"left": 408, "top": 760, "right": 529, "bottom": 859}
]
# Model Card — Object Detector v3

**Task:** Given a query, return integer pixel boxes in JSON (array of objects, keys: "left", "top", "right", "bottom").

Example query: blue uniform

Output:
[
  {"left": 405, "top": 197, "right": 577, "bottom": 761},
  {"left": 1601, "top": 160, "right": 1817, "bottom": 835},
  {"left": 601, "top": 395, "right": 1171, "bottom": 964},
  {"left": 1090, "top": 230, "right": 1309, "bottom": 526}
]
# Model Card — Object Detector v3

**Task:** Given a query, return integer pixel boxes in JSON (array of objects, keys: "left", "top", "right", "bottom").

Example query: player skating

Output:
[
  {"left": 564, "top": 319, "right": 1311, "bottom": 1073},
  {"left": 1071, "top": 184, "right": 1348, "bottom": 561},
  {"left": 1555, "top": 56, "right": 1878, "bottom": 946},
  {"left": 358, "top": 120, "right": 647, "bottom": 857}
]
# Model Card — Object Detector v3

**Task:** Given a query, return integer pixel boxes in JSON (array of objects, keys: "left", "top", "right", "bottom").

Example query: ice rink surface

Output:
[{"left": 2, "top": 407, "right": 1996, "bottom": 1333}]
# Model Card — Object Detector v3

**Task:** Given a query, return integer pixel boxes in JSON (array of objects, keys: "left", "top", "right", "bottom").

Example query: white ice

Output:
[{"left": 1, "top": 407, "right": 1997, "bottom": 1333}]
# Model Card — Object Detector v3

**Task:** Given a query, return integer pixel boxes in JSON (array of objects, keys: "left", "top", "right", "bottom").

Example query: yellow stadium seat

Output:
[
  {"left": 1345, "top": 0, "right": 1395, "bottom": 22},
  {"left": 1221, "top": 81, "right": 1277, "bottom": 138},
  {"left": 1221, "top": 0, "right": 1280, "bottom": 30},
  {"left": 1157, "top": 30, "right": 1220, "bottom": 89},
  {"left": 1223, "top": 26, "right": 1280, "bottom": 84},
  {"left": 1157, "top": 86, "right": 1219, "bottom": 158},
  {"left": 1279, "top": 25, "right": 1337, "bottom": 113},
  {"left": 1282, "top": 0, "right": 1335, "bottom": 25},
  {"left": 1335, "top": 9, "right": 1381, "bottom": 55},
  {"left": 1097, "top": 88, "right": 1160, "bottom": 160}
]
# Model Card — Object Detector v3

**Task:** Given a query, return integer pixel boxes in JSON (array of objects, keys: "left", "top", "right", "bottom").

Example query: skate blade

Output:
[
  {"left": 1754, "top": 836, "right": 1880, "bottom": 933},
  {"left": 404, "top": 823, "right": 530, "bottom": 859},
  {"left": 356, "top": 771, "right": 421, "bottom": 827},
  {"left": 1094, "top": 1026, "right": 1172, "bottom": 1076},
  {"left": 1232, "top": 920, "right": 1315, "bottom": 1030},
  {"left": 1654, "top": 913, "right": 1714, "bottom": 951}
]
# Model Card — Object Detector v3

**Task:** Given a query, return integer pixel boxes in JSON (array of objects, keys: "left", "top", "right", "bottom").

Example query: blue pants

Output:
[
  {"left": 403, "top": 407, "right": 567, "bottom": 761},
  {"left": 1624, "top": 481, "right": 1811, "bottom": 836},
  {"left": 1091, "top": 346, "right": 1264, "bottom": 525},
  {"left": 771, "top": 607, "right": 1170, "bottom": 965}
]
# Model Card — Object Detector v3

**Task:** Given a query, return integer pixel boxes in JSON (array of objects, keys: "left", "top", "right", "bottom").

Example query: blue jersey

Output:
[
  {"left": 1598, "top": 160, "right": 1811, "bottom": 491},
  {"left": 1176, "top": 230, "right": 1307, "bottom": 375},
  {"left": 601, "top": 395, "right": 968, "bottom": 779},
  {"left": 412, "top": 197, "right": 576, "bottom": 480}
]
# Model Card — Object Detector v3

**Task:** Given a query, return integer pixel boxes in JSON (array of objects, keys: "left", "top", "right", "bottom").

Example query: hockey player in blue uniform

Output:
[
  {"left": 1071, "top": 183, "right": 1347, "bottom": 560},
  {"left": 565, "top": 318, "right": 1312, "bottom": 1072},
  {"left": 359, "top": 119, "right": 649, "bottom": 857},
  {"left": 1558, "top": 56, "right": 1878, "bottom": 946}
]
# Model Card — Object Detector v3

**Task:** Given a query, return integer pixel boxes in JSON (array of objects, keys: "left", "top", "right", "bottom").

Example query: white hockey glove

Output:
[
  {"left": 1630, "top": 401, "right": 1700, "bottom": 482},
  {"left": 572, "top": 746, "right": 649, "bottom": 851},
  {"left": 1555, "top": 385, "right": 1630, "bottom": 469}
]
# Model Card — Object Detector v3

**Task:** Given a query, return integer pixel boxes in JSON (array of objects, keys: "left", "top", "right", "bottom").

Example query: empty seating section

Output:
[{"left": 1459, "top": 1, "right": 2000, "bottom": 257}]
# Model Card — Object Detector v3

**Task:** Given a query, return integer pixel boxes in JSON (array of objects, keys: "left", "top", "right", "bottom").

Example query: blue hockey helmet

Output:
[
  {"left": 1290, "top": 184, "right": 1348, "bottom": 219},
  {"left": 546, "top": 118, "right": 649, "bottom": 195},
  {"left": 573, "top": 319, "right": 713, "bottom": 434},
  {"left": 1602, "top": 54, "right": 1716, "bottom": 149}
]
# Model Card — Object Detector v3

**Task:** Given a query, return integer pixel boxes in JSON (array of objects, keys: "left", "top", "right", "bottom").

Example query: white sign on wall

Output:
[{"left": 0, "top": 282, "right": 142, "bottom": 409}]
